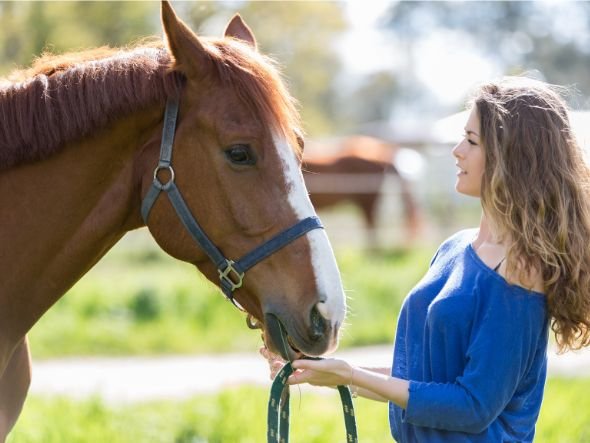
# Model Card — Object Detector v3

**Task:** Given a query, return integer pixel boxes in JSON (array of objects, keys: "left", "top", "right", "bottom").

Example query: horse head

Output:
[{"left": 139, "top": 1, "right": 346, "bottom": 359}]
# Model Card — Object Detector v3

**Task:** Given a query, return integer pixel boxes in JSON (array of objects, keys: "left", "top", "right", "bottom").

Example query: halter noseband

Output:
[{"left": 141, "top": 97, "right": 324, "bottom": 310}]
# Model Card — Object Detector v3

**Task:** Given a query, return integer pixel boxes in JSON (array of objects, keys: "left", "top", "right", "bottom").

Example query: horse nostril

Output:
[
  {"left": 316, "top": 300, "right": 331, "bottom": 320},
  {"left": 310, "top": 305, "right": 327, "bottom": 342}
]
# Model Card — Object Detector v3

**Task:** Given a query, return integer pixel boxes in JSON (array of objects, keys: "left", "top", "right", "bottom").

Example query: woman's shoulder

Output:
[
  {"left": 502, "top": 262, "right": 545, "bottom": 295},
  {"left": 446, "top": 229, "right": 545, "bottom": 297},
  {"left": 429, "top": 228, "right": 478, "bottom": 267},
  {"left": 447, "top": 228, "right": 479, "bottom": 245}
]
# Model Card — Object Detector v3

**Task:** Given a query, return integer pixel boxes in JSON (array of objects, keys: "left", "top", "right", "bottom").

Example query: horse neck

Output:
[{"left": 0, "top": 105, "right": 162, "bottom": 342}]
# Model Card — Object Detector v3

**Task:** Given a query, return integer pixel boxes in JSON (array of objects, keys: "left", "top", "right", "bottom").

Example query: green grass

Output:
[
  {"left": 8, "top": 377, "right": 590, "bottom": 442},
  {"left": 28, "top": 230, "right": 434, "bottom": 358},
  {"left": 536, "top": 378, "right": 590, "bottom": 442},
  {"left": 337, "top": 247, "right": 433, "bottom": 347}
]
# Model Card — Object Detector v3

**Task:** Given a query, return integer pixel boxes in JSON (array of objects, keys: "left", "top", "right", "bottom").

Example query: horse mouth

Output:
[{"left": 261, "top": 313, "right": 304, "bottom": 361}]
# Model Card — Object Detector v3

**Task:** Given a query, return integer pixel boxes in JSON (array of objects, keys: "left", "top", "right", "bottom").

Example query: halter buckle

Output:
[
  {"left": 153, "top": 165, "right": 175, "bottom": 191},
  {"left": 218, "top": 259, "right": 244, "bottom": 292}
]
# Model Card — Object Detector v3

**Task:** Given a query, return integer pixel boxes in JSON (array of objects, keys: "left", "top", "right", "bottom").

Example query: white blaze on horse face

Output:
[{"left": 273, "top": 133, "right": 346, "bottom": 328}]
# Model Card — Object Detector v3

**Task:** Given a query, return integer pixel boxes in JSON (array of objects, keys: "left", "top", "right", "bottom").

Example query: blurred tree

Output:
[
  {"left": 185, "top": 1, "right": 349, "bottom": 135},
  {"left": 0, "top": 2, "right": 31, "bottom": 72},
  {"left": 0, "top": 1, "right": 158, "bottom": 75},
  {"left": 343, "top": 71, "right": 399, "bottom": 129},
  {"left": 384, "top": 1, "right": 590, "bottom": 109}
]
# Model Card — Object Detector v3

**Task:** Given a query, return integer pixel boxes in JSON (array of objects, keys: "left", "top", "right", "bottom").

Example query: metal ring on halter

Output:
[{"left": 153, "top": 165, "right": 175, "bottom": 191}]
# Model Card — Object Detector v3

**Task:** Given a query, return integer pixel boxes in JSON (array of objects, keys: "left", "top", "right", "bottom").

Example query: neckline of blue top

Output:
[{"left": 466, "top": 241, "right": 546, "bottom": 297}]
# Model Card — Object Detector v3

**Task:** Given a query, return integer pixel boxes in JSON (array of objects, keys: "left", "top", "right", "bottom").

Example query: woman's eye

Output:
[
  {"left": 225, "top": 145, "right": 256, "bottom": 166},
  {"left": 463, "top": 135, "right": 477, "bottom": 146}
]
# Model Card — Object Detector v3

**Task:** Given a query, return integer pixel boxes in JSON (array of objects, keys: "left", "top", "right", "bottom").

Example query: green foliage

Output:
[
  {"left": 0, "top": 2, "right": 157, "bottom": 75},
  {"left": 129, "top": 288, "right": 161, "bottom": 322},
  {"left": 8, "top": 378, "right": 590, "bottom": 442},
  {"left": 27, "top": 230, "right": 433, "bottom": 358}
]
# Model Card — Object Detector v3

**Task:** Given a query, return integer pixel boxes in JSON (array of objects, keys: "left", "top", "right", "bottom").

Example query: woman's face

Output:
[{"left": 452, "top": 107, "right": 485, "bottom": 197}]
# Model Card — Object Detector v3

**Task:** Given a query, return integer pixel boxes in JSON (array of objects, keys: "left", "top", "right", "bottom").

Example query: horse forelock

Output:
[
  {"left": 202, "top": 37, "right": 303, "bottom": 159},
  {"left": 0, "top": 44, "right": 184, "bottom": 171}
]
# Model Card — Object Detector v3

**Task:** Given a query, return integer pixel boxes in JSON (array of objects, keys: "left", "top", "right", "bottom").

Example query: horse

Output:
[
  {"left": 303, "top": 135, "right": 422, "bottom": 248},
  {"left": 0, "top": 2, "right": 346, "bottom": 438}
]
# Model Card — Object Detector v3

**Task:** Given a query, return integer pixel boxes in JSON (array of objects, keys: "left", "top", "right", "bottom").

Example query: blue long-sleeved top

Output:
[{"left": 389, "top": 229, "right": 549, "bottom": 442}]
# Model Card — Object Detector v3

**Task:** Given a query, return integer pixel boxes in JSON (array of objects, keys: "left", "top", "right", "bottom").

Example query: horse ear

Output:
[
  {"left": 161, "top": 0, "right": 212, "bottom": 78},
  {"left": 223, "top": 14, "right": 257, "bottom": 50}
]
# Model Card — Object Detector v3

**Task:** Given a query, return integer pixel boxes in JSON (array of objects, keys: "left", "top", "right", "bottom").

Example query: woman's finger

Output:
[
  {"left": 270, "top": 361, "right": 284, "bottom": 379},
  {"left": 288, "top": 359, "right": 352, "bottom": 387},
  {"left": 288, "top": 368, "right": 339, "bottom": 387},
  {"left": 292, "top": 358, "right": 336, "bottom": 371},
  {"left": 259, "top": 346, "right": 284, "bottom": 363},
  {"left": 288, "top": 369, "right": 311, "bottom": 385}
]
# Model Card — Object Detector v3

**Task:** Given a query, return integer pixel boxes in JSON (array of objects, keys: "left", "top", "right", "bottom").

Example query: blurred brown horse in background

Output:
[
  {"left": 0, "top": 2, "right": 346, "bottom": 439},
  {"left": 304, "top": 135, "right": 422, "bottom": 248}
]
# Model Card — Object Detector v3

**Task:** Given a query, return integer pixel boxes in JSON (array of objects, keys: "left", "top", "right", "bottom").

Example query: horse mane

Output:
[
  {"left": 0, "top": 43, "right": 182, "bottom": 170},
  {"left": 0, "top": 36, "right": 301, "bottom": 171}
]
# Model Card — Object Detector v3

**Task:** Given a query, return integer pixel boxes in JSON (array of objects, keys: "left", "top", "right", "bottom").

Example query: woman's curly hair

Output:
[{"left": 472, "top": 76, "right": 590, "bottom": 352}]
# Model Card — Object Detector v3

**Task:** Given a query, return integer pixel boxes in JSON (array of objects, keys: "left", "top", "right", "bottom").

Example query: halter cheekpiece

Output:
[{"left": 141, "top": 97, "right": 324, "bottom": 309}]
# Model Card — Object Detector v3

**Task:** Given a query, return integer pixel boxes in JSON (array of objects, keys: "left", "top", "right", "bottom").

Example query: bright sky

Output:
[
  {"left": 341, "top": 1, "right": 498, "bottom": 108},
  {"left": 340, "top": 0, "right": 395, "bottom": 76},
  {"left": 413, "top": 31, "right": 498, "bottom": 105},
  {"left": 342, "top": 0, "right": 590, "bottom": 112}
]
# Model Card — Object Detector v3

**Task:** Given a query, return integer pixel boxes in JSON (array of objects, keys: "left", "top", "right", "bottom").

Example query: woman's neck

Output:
[
  {"left": 470, "top": 212, "right": 508, "bottom": 273},
  {"left": 473, "top": 212, "right": 503, "bottom": 249},
  {"left": 473, "top": 212, "right": 544, "bottom": 293}
]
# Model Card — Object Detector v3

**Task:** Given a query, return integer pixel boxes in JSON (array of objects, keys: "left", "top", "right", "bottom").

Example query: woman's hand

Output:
[
  {"left": 289, "top": 358, "right": 353, "bottom": 388},
  {"left": 288, "top": 359, "right": 404, "bottom": 405},
  {"left": 259, "top": 346, "right": 286, "bottom": 380}
]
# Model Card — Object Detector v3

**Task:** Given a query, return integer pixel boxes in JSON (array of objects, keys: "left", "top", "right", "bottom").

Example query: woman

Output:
[{"left": 261, "top": 77, "right": 590, "bottom": 442}]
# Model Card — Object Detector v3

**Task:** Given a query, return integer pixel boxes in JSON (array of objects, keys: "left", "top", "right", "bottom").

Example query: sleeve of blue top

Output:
[{"left": 404, "top": 284, "right": 547, "bottom": 434}]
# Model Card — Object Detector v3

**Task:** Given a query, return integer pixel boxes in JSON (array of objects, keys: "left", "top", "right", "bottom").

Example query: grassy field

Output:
[
  {"left": 8, "top": 378, "right": 590, "bottom": 442},
  {"left": 28, "top": 229, "right": 434, "bottom": 358},
  {"left": 12, "top": 228, "right": 590, "bottom": 441}
]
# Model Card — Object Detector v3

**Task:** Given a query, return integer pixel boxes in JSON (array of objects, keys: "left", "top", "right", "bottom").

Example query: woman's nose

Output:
[{"left": 452, "top": 141, "right": 464, "bottom": 159}]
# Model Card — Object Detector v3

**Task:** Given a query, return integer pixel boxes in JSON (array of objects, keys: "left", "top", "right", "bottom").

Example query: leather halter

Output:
[{"left": 141, "top": 97, "right": 324, "bottom": 310}]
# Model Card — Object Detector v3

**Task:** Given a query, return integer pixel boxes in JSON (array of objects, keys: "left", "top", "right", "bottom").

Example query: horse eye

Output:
[
  {"left": 225, "top": 144, "right": 256, "bottom": 166},
  {"left": 296, "top": 134, "right": 305, "bottom": 151},
  {"left": 294, "top": 129, "right": 305, "bottom": 151}
]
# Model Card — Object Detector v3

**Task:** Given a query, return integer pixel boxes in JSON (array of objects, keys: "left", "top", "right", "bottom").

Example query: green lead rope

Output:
[{"left": 267, "top": 361, "right": 358, "bottom": 443}]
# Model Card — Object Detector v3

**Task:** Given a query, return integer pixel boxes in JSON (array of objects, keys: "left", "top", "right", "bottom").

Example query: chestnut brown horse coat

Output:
[
  {"left": 304, "top": 136, "right": 422, "bottom": 247},
  {"left": 0, "top": 3, "right": 346, "bottom": 438}
]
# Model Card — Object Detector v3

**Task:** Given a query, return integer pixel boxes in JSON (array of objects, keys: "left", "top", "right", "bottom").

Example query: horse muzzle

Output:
[{"left": 262, "top": 306, "right": 336, "bottom": 361}]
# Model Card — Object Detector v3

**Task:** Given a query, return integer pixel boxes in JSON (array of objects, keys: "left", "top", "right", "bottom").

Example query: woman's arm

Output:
[
  {"left": 290, "top": 359, "right": 409, "bottom": 408},
  {"left": 350, "top": 367, "right": 391, "bottom": 402}
]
